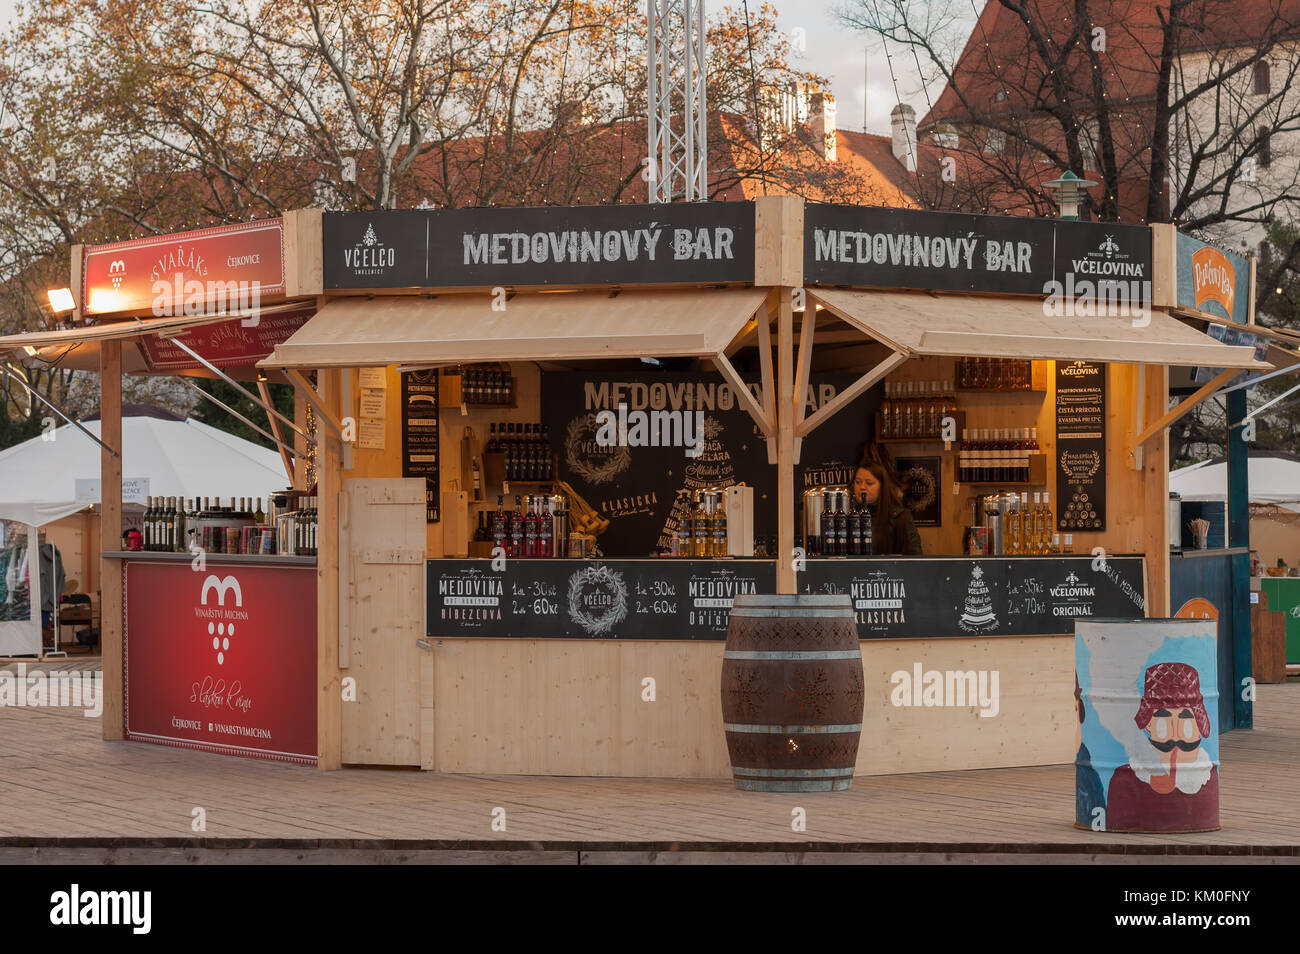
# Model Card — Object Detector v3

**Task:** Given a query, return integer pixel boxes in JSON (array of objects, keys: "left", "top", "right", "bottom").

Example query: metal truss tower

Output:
[{"left": 646, "top": 0, "right": 708, "bottom": 202}]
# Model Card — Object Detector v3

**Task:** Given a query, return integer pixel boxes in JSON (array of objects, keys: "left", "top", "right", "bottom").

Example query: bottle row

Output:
[
  {"left": 803, "top": 488, "right": 873, "bottom": 557},
  {"left": 1004, "top": 492, "right": 1056, "bottom": 555},
  {"left": 669, "top": 487, "right": 731, "bottom": 558},
  {"left": 958, "top": 428, "right": 1042, "bottom": 483},
  {"left": 880, "top": 380, "right": 956, "bottom": 440},
  {"left": 138, "top": 494, "right": 318, "bottom": 557},
  {"left": 484, "top": 422, "right": 554, "bottom": 482},
  {"left": 478, "top": 494, "right": 562, "bottom": 558},
  {"left": 956, "top": 357, "right": 1035, "bottom": 391},
  {"left": 455, "top": 364, "right": 515, "bottom": 405}
]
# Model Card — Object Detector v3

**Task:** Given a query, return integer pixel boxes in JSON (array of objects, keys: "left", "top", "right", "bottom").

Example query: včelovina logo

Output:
[{"left": 1043, "top": 234, "right": 1151, "bottom": 326}]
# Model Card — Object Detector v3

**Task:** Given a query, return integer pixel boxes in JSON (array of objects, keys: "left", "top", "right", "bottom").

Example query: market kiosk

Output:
[
  {"left": 2, "top": 199, "right": 1265, "bottom": 776},
  {"left": 254, "top": 197, "right": 1262, "bottom": 776}
]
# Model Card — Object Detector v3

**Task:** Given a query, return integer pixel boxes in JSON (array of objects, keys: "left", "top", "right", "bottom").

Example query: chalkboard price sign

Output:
[{"left": 427, "top": 555, "right": 1146, "bottom": 640}]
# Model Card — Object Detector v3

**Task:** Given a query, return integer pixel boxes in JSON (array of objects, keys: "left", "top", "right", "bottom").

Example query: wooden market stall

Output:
[{"left": 0, "top": 198, "right": 1267, "bottom": 778}]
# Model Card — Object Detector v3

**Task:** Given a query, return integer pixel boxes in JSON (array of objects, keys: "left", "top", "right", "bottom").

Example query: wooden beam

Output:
[
  {"left": 258, "top": 377, "right": 295, "bottom": 484},
  {"left": 792, "top": 300, "right": 817, "bottom": 462},
  {"left": 712, "top": 353, "right": 773, "bottom": 438},
  {"left": 1134, "top": 366, "right": 1238, "bottom": 447},
  {"left": 758, "top": 291, "right": 777, "bottom": 464},
  {"left": 317, "top": 369, "right": 343, "bottom": 771},
  {"left": 796, "top": 351, "right": 908, "bottom": 439},
  {"left": 99, "top": 340, "right": 124, "bottom": 741},
  {"left": 285, "top": 368, "right": 345, "bottom": 438},
  {"left": 777, "top": 289, "right": 796, "bottom": 595},
  {"left": 1141, "top": 364, "right": 1171, "bottom": 617}
]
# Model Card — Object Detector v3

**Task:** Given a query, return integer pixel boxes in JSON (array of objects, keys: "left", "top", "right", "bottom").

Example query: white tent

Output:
[
  {"left": 0, "top": 410, "right": 289, "bottom": 527},
  {"left": 0, "top": 409, "right": 289, "bottom": 656},
  {"left": 1170, "top": 455, "right": 1300, "bottom": 514}
]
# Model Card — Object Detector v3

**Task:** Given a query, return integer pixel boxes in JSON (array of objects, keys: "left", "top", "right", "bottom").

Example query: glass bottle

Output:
[
  {"left": 862, "top": 503, "right": 874, "bottom": 556},
  {"left": 821, "top": 491, "right": 837, "bottom": 556},
  {"left": 881, "top": 381, "right": 893, "bottom": 439},
  {"left": 523, "top": 499, "right": 539, "bottom": 558},
  {"left": 835, "top": 493, "right": 848, "bottom": 557},
  {"left": 1006, "top": 495, "right": 1022, "bottom": 555},
  {"left": 539, "top": 499, "right": 553, "bottom": 558},
  {"left": 958, "top": 429, "right": 969, "bottom": 482},
  {"left": 1063, "top": 533, "right": 1075, "bottom": 554},
  {"left": 693, "top": 494, "right": 709, "bottom": 558},
  {"left": 847, "top": 497, "right": 862, "bottom": 555},
  {"left": 714, "top": 496, "right": 729, "bottom": 558},
  {"left": 1030, "top": 492, "right": 1043, "bottom": 555},
  {"left": 254, "top": 497, "right": 265, "bottom": 525},
  {"left": 509, "top": 495, "right": 524, "bottom": 558},
  {"left": 1041, "top": 492, "right": 1054, "bottom": 551},
  {"left": 492, "top": 495, "right": 507, "bottom": 553}
]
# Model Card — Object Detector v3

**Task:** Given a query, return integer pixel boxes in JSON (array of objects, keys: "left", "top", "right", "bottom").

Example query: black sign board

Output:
[
  {"left": 799, "top": 556, "right": 1145, "bottom": 638},
  {"left": 323, "top": 203, "right": 756, "bottom": 289},
  {"left": 541, "top": 371, "right": 878, "bottom": 557},
  {"left": 400, "top": 369, "right": 440, "bottom": 522},
  {"left": 426, "top": 558, "right": 777, "bottom": 639},
  {"left": 803, "top": 205, "right": 1151, "bottom": 302},
  {"left": 425, "top": 555, "right": 1146, "bottom": 639},
  {"left": 1055, "top": 360, "right": 1107, "bottom": 531}
]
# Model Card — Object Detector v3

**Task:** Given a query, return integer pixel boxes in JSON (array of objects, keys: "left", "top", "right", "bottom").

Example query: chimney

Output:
[
  {"left": 891, "top": 103, "right": 918, "bottom": 172},
  {"left": 811, "top": 92, "right": 837, "bottom": 162}
]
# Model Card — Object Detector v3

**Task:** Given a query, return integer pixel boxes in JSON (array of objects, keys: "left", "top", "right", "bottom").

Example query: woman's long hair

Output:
[{"left": 857, "top": 460, "right": 904, "bottom": 552}]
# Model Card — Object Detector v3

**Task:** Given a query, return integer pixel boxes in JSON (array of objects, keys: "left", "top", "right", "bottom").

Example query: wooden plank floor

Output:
[{"left": 1, "top": 664, "right": 1297, "bottom": 851}]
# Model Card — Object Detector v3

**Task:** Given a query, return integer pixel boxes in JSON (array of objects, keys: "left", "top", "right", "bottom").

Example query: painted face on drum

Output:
[{"left": 1145, "top": 707, "right": 1201, "bottom": 753}]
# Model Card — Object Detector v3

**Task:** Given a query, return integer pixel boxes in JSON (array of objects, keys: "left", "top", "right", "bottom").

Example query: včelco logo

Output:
[{"left": 343, "top": 221, "right": 396, "bottom": 277}]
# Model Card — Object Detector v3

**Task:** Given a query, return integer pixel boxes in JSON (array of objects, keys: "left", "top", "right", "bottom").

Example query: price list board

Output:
[
  {"left": 1055, "top": 360, "right": 1107, "bottom": 531},
  {"left": 798, "top": 556, "right": 1146, "bottom": 639},
  {"left": 426, "top": 559, "right": 776, "bottom": 639},
  {"left": 400, "top": 369, "right": 440, "bottom": 522}
]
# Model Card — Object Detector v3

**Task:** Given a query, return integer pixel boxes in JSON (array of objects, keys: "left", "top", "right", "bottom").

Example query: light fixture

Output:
[
  {"left": 1043, "top": 170, "right": 1098, "bottom": 221},
  {"left": 47, "top": 287, "right": 75, "bottom": 313}
]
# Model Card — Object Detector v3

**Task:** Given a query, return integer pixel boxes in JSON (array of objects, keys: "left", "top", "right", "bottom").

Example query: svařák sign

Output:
[
  {"left": 803, "top": 205, "right": 1151, "bottom": 308},
  {"left": 323, "top": 202, "right": 756, "bottom": 288}
]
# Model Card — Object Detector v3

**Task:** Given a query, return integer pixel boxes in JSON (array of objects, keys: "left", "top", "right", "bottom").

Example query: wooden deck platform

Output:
[{"left": 1, "top": 663, "right": 1297, "bottom": 863}]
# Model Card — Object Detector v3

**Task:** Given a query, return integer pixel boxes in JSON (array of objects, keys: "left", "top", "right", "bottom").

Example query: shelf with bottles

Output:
[
  {"left": 481, "top": 421, "right": 556, "bottom": 485},
  {"left": 955, "top": 428, "right": 1047, "bottom": 485},
  {"left": 955, "top": 358, "right": 1048, "bottom": 392},
  {"left": 470, "top": 493, "right": 563, "bottom": 560},
  {"left": 877, "top": 379, "right": 959, "bottom": 442},
  {"left": 441, "top": 364, "right": 516, "bottom": 408}
]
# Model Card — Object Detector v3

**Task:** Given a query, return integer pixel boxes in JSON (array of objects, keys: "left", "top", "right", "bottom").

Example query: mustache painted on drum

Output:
[{"left": 1147, "top": 737, "right": 1201, "bottom": 753}]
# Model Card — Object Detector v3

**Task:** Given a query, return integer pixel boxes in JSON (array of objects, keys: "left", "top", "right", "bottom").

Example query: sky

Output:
[{"left": 0, "top": 0, "right": 941, "bottom": 135}]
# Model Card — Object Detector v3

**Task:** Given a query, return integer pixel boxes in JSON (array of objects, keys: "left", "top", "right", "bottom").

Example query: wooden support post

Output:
[
  {"left": 259, "top": 377, "right": 295, "bottom": 484},
  {"left": 796, "top": 351, "right": 907, "bottom": 439},
  {"left": 99, "top": 340, "right": 124, "bottom": 741},
  {"left": 317, "top": 369, "right": 343, "bottom": 770},
  {"left": 711, "top": 353, "right": 773, "bottom": 437},
  {"left": 792, "top": 306, "right": 816, "bottom": 462},
  {"left": 1227, "top": 387, "right": 1253, "bottom": 728},
  {"left": 293, "top": 385, "right": 308, "bottom": 491},
  {"left": 1141, "top": 364, "right": 1170, "bottom": 617},
  {"left": 777, "top": 289, "right": 796, "bottom": 595},
  {"left": 758, "top": 292, "right": 777, "bottom": 464},
  {"left": 1134, "top": 366, "right": 1238, "bottom": 447}
]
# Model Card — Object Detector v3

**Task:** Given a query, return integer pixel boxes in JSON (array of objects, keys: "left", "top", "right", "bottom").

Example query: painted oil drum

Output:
[
  {"left": 1075, "top": 617, "right": 1220, "bottom": 833},
  {"left": 721, "top": 594, "right": 864, "bottom": 792}
]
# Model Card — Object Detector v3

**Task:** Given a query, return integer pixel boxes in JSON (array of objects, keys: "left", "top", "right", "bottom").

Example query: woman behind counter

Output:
[{"left": 852, "top": 462, "right": 923, "bottom": 555}]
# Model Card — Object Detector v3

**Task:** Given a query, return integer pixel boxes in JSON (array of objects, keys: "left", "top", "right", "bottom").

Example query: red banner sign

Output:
[
  {"left": 137, "top": 307, "right": 315, "bottom": 371},
  {"left": 1191, "top": 245, "right": 1236, "bottom": 320},
  {"left": 83, "top": 219, "right": 286, "bottom": 316},
  {"left": 125, "top": 559, "right": 317, "bottom": 764}
]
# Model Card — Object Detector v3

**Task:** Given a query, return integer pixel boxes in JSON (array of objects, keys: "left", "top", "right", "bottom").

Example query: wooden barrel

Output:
[{"left": 721, "top": 594, "right": 864, "bottom": 792}]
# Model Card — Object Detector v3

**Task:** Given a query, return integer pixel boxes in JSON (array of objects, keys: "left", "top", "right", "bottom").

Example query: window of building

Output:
[
  {"left": 1254, "top": 61, "right": 1271, "bottom": 95},
  {"left": 986, "top": 128, "right": 1006, "bottom": 154},
  {"left": 1258, "top": 127, "right": 1272, "bottom": 167}
]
